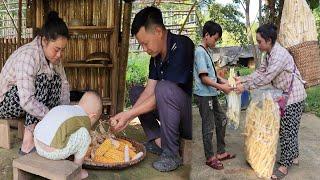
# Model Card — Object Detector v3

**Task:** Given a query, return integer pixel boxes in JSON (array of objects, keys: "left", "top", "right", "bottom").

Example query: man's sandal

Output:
[
  {"left": 217, "top": 153, "right": 236, "bottom": 161},
  {"left": 206, "top": 157, "right": 224, "bottom": 170}
]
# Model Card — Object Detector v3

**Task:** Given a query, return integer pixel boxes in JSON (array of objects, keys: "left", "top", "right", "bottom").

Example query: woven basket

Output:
[
  {"left": 288, "top": 41, "right": 320, "bottom": 88},
  {"left": 83, "top": 136, "right": 146, "bottom": 170}
]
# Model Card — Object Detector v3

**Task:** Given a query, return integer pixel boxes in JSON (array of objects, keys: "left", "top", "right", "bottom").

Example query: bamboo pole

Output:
[
  {"left": 18, "top": 0, "right": 22, "bottom": 46},
  {"left": 0, "top": 39, "right": 3, "bottom": 69},
  {"left": 179, "top": 1, "right": 197, "bottom": 35},
  {"left": 88, "top": 0, "right": 93, "bottom": 25},
  {"left": 116, "top": 1, "right": 132, "bottom": 113}
]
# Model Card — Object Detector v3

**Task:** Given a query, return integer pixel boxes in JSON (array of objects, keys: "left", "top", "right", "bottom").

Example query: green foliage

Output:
[
  {"left": 313, "top": 7, "right": 320, "bottom": 41},
  {"left": 307, "top": 0, "right": 320, "bottom": 10},
  {"left": 126, "top": 52, "right": 150, "bottom": 86},
  {"left": 125, "top": 52, "right": 150, "bottom": 107},
  {"left": 196, "top": 1, "right": 248, "bottom": 46},
  {"left": 305, "top": 85, "right": 320, "bottom": 117},
  {"left": 235, "top": 66, "right": 254, "bottom": 76}
]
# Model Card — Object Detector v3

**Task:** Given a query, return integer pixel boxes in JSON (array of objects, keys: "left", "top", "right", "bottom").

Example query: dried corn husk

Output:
[
  {"left": 226, "top": 68, "right": 241, "bottom": 129},
  {"left": 278, "top": 0, "right": 318, "bottom": 47},
  {"left": 244, "top": 93, "right": 280, "bottom": 179}
]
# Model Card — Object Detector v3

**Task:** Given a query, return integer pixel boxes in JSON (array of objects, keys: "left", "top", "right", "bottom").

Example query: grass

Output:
[{"left": 305, "top": 85, "right": 320, "bottom": 117}]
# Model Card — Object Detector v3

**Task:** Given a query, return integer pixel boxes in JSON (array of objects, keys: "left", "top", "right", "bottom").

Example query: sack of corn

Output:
[
  {"left": 244, "top": 93, "right": 280, "bottom": 179},
  {"left": 226, "top": 67, "right": 241, "bottom": 129}
]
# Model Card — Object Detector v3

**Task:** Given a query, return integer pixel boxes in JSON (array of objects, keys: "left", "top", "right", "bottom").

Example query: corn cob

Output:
[
  {"left": 103, "top": 148, "right": 125, "bottom": 163},
  {"left": 94, "top": 155, "right": 119, "bottom": 164},
  {"left": 95, "top": 138, "right": 113, "bottom": 156},
  {"left": 118, "top": 139, "right": 136, "bottom": 152}
]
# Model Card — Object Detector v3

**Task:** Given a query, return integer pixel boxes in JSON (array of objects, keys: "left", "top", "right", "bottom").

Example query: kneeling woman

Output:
[{"left": 0, "top": 11, "right": 70, "bottom": 155}]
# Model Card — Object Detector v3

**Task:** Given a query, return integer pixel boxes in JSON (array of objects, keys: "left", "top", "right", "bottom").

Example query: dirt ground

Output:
[
  {"left": 0, "top": 123, "right": 189, "bottom": 180},
  {"left": 1, "top": 107, "right": 319, "bottom": 180},
  {"left": 191, "top": 107, "right": 320, "bottom": 180}
]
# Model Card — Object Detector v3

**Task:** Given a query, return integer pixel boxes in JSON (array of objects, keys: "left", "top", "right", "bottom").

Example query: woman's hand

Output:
[
  {"left": 235, "top": 83, "right": 245, "bottom": 94},
  {"left": 234, "top": 76, "right": 241, "bottom": 85}
]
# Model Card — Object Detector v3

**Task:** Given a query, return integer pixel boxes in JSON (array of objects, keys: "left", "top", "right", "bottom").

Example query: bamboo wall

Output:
[
  {"left": 0, "top": 37, "right": 32, "bottom": 70},
  {"left": 0, "top": 0, "right": 121, "bottom": 115}
]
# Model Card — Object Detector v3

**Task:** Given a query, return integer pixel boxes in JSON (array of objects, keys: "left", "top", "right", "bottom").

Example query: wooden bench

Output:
[
  {"left": 180, "top": 138, "right": 192, "bottom": 165},
  {"left": 13, "top": 152, "right": 81, "bottom": 180},
  {"left": 0, "top": 118, "right": 24, "bottom": 149}
]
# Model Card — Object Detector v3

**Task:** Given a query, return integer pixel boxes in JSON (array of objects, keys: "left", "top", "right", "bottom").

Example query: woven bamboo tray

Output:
[
  {"left": 83, "top": 136, "right": 146, "bottom": 170},
  {"left": 288, "top": 41, "right": 320, "bottom": 88}
]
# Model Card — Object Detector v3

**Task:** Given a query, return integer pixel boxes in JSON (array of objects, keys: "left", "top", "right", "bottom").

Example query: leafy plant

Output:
[
  {"left": 313, "top": 7, "right": 320, "bottom": 41},
  {"left": 126, "top": 52, "right": 150, "bottom": 87},
  {"left": 235, "top": 66, "right": 254, "bottom": 76},
  {"left": 125, "top": 52, "right": 150, "bottom": 107},
  {"left": 305, "top": 85, "right": 320, "bottom": 117}
]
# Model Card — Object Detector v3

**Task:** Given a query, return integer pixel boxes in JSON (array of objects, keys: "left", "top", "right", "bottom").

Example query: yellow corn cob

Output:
[
  {"left": 118, "top": 139, "right": 136, "bottom": 152},
  {"left": 103, "top": 148, "right": 125, "bottom": 163},
  {"left": 95, "top": 138, "right": 113, "bottom": 156},
  {"left": 118, "top": 139, "right": 133, "bottom": 148},
  {"left": 93, "top": 155, "right": 119, "bottom": 164}
]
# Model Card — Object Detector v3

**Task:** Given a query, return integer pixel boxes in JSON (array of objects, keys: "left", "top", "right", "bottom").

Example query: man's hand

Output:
[
  {"left": 110, "top": 111, "right": 133, "bottom": 133},
  {"left": 219, "top": 83, "right": 234, "bottom": 94}
]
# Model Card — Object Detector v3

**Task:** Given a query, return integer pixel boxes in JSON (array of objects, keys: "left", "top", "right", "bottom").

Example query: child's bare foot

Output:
[{"left": 80, "top": 169, "right": 88, "bottom": 179}]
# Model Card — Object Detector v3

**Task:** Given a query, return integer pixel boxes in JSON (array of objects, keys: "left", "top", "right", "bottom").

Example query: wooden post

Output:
[
  {"left": 116, "top": 1, "right": 133, "bottom": 113},
  {"left": 18, "top": 0, "right": 22, "bottom": 46},
  {"left": 32, "top": 0, "right": 37, "bottom": 37}
]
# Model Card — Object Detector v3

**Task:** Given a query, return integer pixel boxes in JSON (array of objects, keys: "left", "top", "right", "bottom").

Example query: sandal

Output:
[
  {"left": 271, "top": 168, "right": 287, "bottom": 180},
  {"left": 18, "top": 147, "right": 36, "bottom": 156},
  {"left": 217, "top": 152, "right": 236, "bottom": 161},
  {"left": 206, "top": 157, "right": 224, "bottom": 170}
]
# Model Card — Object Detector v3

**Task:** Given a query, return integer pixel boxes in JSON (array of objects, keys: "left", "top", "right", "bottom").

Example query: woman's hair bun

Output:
[{"left": 47, "top": 11, "right": 59, "bottom": 21}]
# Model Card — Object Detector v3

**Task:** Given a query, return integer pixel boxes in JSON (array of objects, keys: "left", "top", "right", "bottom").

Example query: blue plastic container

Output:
[{"left": 241, "top": 90, "right": 250, "bottom": 110}]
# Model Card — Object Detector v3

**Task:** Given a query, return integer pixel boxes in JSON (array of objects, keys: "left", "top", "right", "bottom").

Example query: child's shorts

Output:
[{"left": 35, "top": 127, "right": 91, "bottom": 160}]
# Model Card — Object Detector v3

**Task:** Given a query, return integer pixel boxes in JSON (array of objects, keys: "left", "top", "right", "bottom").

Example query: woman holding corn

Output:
[{"left": 235, "top": 24, "right": 306, "bottom": 179}]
